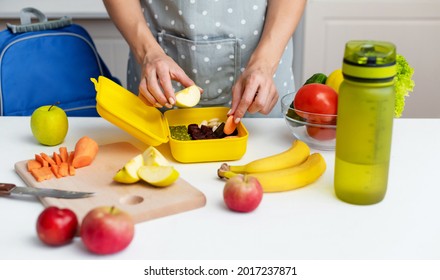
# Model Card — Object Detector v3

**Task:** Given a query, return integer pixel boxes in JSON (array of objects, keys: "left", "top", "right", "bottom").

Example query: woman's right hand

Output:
[{"left": 138, "top": 50, "right": 195, "bottom": 108}]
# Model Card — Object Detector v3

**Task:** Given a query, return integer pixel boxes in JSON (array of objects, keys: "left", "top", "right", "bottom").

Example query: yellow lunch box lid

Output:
[{"left": 92, "top": 76, "right": 169, "bottom": 146}]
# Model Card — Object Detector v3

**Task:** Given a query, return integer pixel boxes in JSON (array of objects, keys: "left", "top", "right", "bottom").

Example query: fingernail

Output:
[
  {"left": 154, "top": 102, "right": 162, "bottom": 108},
  {"left": 234, "top": 117, "right": 241, "bottom": 124},
  {"left": 165, "top": 103, "right": 173, "bottom": 108},
  {"left": 168, "top": 97, "right": 175, "bottom": 105},
  {"left": 227, "top": 109, "right": 231, "bottom": 115}
]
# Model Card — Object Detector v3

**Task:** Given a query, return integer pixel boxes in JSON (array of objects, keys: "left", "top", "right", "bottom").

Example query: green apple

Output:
[
  {"left": 113, "top": 154, "right": 144, "bottom": 184},
  {"left": 175, "top": 85, "right": 201, "bottom": 108},
  {"left": 30, "top": 104, "right": 68, "bottom": 146}
]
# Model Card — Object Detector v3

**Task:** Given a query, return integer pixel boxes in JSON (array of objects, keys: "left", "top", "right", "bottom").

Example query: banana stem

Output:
[{"left": 217, "top": 164, "right": 237, "bottom": 179}]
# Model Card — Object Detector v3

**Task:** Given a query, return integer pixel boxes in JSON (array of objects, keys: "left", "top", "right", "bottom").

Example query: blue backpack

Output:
[{"left": 0, "top": 8, "right": 119, "bottom": 116}]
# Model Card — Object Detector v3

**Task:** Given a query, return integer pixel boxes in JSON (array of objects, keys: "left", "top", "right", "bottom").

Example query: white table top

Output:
[{"left": 0, "top": 116, "right": 439, "bottom": 260}]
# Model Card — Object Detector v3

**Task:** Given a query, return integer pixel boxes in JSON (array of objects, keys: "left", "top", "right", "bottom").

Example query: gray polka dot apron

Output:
[{"left": 127, "top": 0, "right": 295, "bottom": 117}]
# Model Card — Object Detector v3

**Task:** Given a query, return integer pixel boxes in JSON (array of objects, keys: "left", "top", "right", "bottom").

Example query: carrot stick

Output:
[
  {"left": 30, "top": 166, "right": 54, "bottom": 182},
  {"left": 27, "top": 159, "right": 42, "bottom": 171},
  {"left": 224, "top": 115, "right": 238, "bottom": 135},
  {"left": 68, "top": 151, "right": 76, "bottom": 176},
  {"left": 58, "top": 162, "right": 69, "bottom": 177},
  {"left": 53, "top": 152, "right": 62, "bottom": 166},
  {"left": 68, "top": 165, "right": 76, "bottom": 176},
  {"left": 68, "top": 151, "right": 74, "bottom": 165},
  {"left": 35, "top": 154, "right": 48, "bottom": 167},
  {"left": 71, "top": 136, "right": 99, "bottom": 168},
  {"left": 51, "top": 165, "right": 62, "bottom": 179},
  {"left": 40, "top": 152, "right": 57, "bottom": 167},
  {"left": 59, "top": 147, "right": 68, "bottom": 163}
]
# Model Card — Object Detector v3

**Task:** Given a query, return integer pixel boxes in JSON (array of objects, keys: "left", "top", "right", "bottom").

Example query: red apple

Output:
[
  {"left": 36, "top": 206, "right": 79, "bottom": 246},
  {"left": 223, "top": 174, "right": 263, "bottom": 213},
  {"left": 80, "top": 206, "right": 134, "bottom": 255}
]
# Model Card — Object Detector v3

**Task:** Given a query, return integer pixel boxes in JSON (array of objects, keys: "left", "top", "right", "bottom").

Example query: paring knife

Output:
[{"left": 0, "top": 183, "right": 94, "bottom": 199}]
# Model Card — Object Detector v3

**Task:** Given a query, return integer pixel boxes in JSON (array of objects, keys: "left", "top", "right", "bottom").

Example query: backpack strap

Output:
[{"left": 6, "top": 7, "right": 72, "bottom": 34}]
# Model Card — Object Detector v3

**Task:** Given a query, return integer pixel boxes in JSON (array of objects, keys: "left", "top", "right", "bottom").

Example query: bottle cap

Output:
[{"left": 342, "top": 40, "right": 396, "bottom": 81}]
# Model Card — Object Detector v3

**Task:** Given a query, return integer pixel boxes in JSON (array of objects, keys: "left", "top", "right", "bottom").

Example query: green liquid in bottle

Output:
[
  {"left": 334, "top": 81, "right": 395, "bottom": 205},
  {"left": 334, "top": 157, "right": 389, "bottom": 205}
]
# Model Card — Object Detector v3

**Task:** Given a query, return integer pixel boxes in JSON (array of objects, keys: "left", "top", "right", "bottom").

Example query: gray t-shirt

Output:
[{"left": 127, "top": 0, "right": 295, "bottom": 117}]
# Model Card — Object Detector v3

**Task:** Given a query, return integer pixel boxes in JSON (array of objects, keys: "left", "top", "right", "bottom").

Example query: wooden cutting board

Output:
[{"left": 14, "top": 142, "right": 206, "bottom": 224}]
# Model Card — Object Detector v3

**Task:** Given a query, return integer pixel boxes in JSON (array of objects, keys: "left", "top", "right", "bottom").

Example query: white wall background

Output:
[{"left": 302, "top": 0, "right": 440, "bottom": 118}]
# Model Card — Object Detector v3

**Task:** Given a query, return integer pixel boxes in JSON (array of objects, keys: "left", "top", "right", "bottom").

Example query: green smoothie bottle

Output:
[{"left": 334, "top": 40, "right": 396, "bottom": 205}]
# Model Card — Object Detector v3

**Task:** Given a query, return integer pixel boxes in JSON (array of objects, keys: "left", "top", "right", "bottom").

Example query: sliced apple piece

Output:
[
  {"left": 142, "top": 146, "right": 170, "bottom": 166},
  {"left": 137, "top": 165, "right": 179, "bottom": 187},
  {"left": 113, "top": 154, "right": 144, "bottom": 184},
  {"left": 174, "top": 85, "right": 201, "bottom": 108}
]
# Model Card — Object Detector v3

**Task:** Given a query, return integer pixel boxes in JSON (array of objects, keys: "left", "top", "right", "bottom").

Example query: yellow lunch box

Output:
[{"left": 92, "top": 76, "right": 248, "bottom": 163}]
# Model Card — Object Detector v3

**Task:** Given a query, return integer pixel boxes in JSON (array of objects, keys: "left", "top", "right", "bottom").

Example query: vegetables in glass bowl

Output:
[{"left": 281, "top": 92, "right": 337, "bottom": 151}]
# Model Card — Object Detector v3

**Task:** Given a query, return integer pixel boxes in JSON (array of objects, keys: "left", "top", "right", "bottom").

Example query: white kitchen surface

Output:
[{"left": 0, "top": 116, "right": 439, "bottom": 260}]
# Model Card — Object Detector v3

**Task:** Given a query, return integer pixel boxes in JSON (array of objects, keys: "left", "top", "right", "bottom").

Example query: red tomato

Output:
[
  {"left": 306, "top": 125, "right": 336, "bottom": 141},
  {"left": 293, "top": 84, "right": 338, "bottom": 123}
]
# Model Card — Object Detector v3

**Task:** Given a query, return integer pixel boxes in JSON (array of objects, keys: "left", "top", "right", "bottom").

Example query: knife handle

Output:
[{"left": 0, "top": 183, "right": 15, "bottom": 195}]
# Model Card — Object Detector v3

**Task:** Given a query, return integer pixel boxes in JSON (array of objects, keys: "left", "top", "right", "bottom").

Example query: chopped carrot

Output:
[
  {"left": 71, "top": 136, "right": 99, "bottom": 168},
  {"left": 68, "top": 151, "right": 76, "bottom": 176},
  {"left": 51, "top": 165, "right": 62, "bottom": 179},
  {"left": 68, "top": 151, "right": 74, "bottom": 165},
  {"left": 68, "top": 165, "right": 76, "bottom": 176},
  {"left": 27, "top": 159, "right": 42, "bottom": 171},
  {"left": 224, "top": 115, "right": 238, "bottom": 135},
  {"left": 27, "top": 138, "right": 97, "bottom": 181},
  {"left": 30, "top": 166, "right": 54, "bottom": 182},
  {"left": 53, "top": 152, "right": 62, "bottom": 165},
  {"left": 59, "top": 147, "right": 68, "bottom": 163},
  {"left": 58, "top": 162, "right": 69, "bottom": 177},
  {"left": 35, "top": 154, "right": 49, "bottom": 167},
  {"left": 40, "top": 152, "right": 57, "bottom": 167}
]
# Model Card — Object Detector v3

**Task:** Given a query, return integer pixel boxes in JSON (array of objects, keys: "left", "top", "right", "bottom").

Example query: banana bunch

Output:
[{"left": 217, "top": 140, "right": 326, "bottom": 193}]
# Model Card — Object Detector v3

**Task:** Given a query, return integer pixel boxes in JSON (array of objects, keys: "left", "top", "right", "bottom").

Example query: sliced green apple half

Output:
[
  {"left": 142, "top": 146, "right": 170, "bottom": 166},
  {"left": 174, "top": 85, "right": 201, "bottom": 108},
  {"left": 113, "top": 154, "right": 144, "bottom": 184},
  {"left": 137, "top": 165, "right": 179, "bottom": 187}
]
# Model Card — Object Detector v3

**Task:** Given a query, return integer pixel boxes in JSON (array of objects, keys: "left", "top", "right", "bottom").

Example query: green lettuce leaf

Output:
[{"left": 394, "top": 54, "right": 415, "bottom": 117}]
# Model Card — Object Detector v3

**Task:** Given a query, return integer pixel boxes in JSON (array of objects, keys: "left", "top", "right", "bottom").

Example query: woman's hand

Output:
[
  {"left": 229, "top": 0, "right": 306, "bottom": 122},
  {"left": 230, "top": 61, "right": 278, "bottom": 121},
  {"left": 138, "top": 50, "right": 195, "bottom": 108},
  {"left": 103, "top": 0, "right": 195, "bottom": 108}
]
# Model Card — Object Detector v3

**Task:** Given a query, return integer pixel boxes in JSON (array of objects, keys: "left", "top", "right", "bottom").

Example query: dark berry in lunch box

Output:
[
  {"left": 200, "top": 125, "right": 212, "bottom": 134},
  {"left": 187, "top": 124, "right": 199, "bottom": 134},
  {"left": 191, "top": 131, "right": 206, "bottom": 140}
]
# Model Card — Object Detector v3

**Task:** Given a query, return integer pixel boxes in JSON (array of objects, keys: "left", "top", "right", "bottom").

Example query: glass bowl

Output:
[{"left": 281, "top": 92, "right": 337, "bottom": 150}]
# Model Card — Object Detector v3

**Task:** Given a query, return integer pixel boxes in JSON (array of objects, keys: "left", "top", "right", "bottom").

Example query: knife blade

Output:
[{"left": 0, "top": 183, "right": 94, "bottom": 199}]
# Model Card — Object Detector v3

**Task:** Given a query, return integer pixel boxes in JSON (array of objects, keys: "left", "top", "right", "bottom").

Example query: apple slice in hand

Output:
[{"left": 174, "top": 85, "right": 201, "bottom": 108}]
